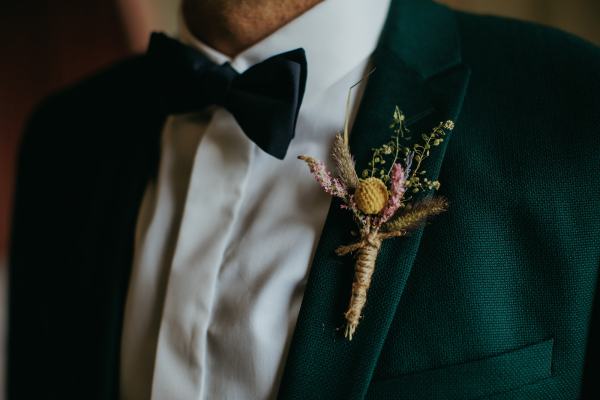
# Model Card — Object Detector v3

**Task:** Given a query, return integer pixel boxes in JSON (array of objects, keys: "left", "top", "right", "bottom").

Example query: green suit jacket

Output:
[{"left": 8, "top": 0, "right": 600, "bottom": 399}]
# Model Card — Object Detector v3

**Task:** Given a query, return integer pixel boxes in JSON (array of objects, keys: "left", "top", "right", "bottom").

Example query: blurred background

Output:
[{"left": 1, "top": 0, "right": 599, "bottom": 397}]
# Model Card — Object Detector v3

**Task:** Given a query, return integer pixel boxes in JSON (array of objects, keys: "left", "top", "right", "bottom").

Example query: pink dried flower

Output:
[
  {"left": 298, "top": 155, "right": 347, "bottom": 199},
  {"left": 378, "top": 163, "right": 406, "bottom": 225}
]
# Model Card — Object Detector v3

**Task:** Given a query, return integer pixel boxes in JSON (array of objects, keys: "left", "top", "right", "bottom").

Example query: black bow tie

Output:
[{"left": 146, "top": 32, "right": 307, "bottom": 160}]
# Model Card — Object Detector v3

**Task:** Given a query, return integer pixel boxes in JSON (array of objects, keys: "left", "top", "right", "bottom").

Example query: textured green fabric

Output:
[
  {"left": 367, "top": 338, "right": 554, "bottom": 399},
  {"left": 7, "top": 0, "right": 600, "bottom": 399},
  {"left": 277, "top": 1, "right": 600, "bottom": 399}
]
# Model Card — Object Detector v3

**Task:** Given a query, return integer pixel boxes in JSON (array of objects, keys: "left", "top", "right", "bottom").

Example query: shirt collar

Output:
[{"left": 177, "top": 0, "right": 391, "bottom": 103}]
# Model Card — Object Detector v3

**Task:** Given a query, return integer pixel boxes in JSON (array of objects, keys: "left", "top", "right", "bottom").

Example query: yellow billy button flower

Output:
[{"left": 354, "top": 177, "right": 389, "bottom": 215}]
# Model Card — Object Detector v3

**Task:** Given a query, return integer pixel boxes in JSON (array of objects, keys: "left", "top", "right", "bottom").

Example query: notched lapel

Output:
[{"left": 278, "top": 1, "right": 470, "bottom": 398}]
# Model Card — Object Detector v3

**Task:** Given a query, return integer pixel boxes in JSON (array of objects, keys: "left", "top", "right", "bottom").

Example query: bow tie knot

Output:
[
  {"left": 147, "top": 32, "right": 307, "bottom": 160},
  {"left": 201, "top": 63, "right": 237, "bottom": 105}
]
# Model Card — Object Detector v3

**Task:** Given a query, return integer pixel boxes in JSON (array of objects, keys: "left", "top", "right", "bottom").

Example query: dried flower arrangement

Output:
[{"left": 298, "top": 105, "right": 454, "bottom": 340}]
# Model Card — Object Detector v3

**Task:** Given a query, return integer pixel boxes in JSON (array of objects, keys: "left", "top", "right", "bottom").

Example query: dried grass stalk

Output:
[
  {"left": 332, "top": 133, "right": 360, "bottom": 189},
  {"left": 383, "top": 196, "right": 448, "bottom": 232}
]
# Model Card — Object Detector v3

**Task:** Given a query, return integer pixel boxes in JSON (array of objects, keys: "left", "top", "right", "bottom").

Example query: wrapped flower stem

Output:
[
  {"left": 338, "top": 228, "right": 381, "bottom": 340},
  {"left": 334, "top": 196, "right": 446, "bottom": 340}
]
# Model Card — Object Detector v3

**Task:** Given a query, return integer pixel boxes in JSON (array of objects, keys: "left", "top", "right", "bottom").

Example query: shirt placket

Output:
[{"left": 150, "top": 108, "right": 254, "bottom": 400}]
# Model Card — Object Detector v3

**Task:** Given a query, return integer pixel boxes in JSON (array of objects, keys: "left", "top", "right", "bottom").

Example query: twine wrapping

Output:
[{"left": 336, "top": 230, "right": 382, "bottom": 340}]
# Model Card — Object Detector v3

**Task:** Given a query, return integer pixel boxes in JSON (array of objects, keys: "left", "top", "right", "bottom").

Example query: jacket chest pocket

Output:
[{"left": 366, "top": 338, "right": 554, "bottom": 399}]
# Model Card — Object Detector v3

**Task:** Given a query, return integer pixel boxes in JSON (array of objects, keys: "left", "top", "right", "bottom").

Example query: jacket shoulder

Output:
[
  {"left": 453, "top": 10, "right": 600, "bottom": 123},
  {"left": 454, "top": 9, "right": 600, "bottom": 60},
  {"left": 454, "top": 10, "right": 600, "bottom": 80},
  {"left": 26, "top": 55, "right": 150, "bottom": 133},
  {"left": 20, "top": 55, "right": 153, "bottom": 162}
]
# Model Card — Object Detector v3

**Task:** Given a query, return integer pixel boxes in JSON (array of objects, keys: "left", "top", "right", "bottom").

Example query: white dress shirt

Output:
[{"left": 119, "top": 0, "right": 391, "bottom": 399}]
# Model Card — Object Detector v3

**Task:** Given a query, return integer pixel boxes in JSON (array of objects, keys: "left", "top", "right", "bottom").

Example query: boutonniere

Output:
[{"left": 299, "top": 106, "right": 455, "bottom": 340}]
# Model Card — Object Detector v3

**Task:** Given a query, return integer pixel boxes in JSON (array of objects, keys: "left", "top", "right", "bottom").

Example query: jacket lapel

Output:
[
  {"left": 278, "top": 1, "right": 470, "bottom": 398},
  {"left": 76, "top": 57, "right": 165, "bottom": 399}
]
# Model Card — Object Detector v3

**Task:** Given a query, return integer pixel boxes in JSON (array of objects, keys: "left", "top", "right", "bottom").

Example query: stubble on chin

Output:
[{"left": 182, "top": 0, "right": 321, "bottom": 56}]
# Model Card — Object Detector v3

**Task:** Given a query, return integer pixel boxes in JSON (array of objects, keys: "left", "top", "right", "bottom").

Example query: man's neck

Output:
[{"left": 182, "top": 0, "right": 322, "bottom": 57}]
